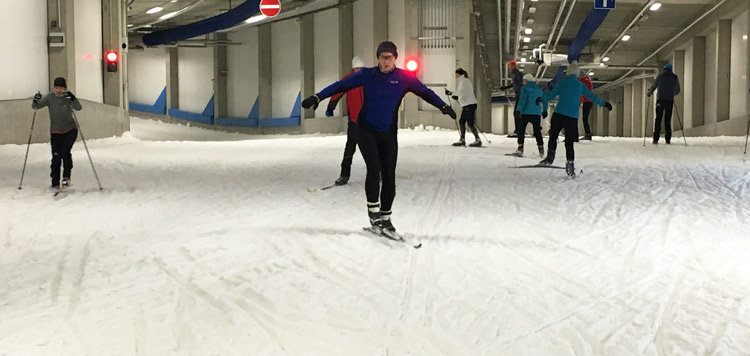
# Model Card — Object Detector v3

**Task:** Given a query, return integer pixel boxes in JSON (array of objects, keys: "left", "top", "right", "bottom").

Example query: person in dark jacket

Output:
[
  {"left": 301, "top": 41, "right": 456, "bottom": 235},
  {"left": 579, "top": 71, "right": 594, "bottom": 140},
  {"left": 539, "top": 62, "right": 612, "bottom": 178},
  {"left": 326, "top": 56, "right": 366, "bottom": 186},
  {"left": 499, "top": 60, "right": 524, "bottom": 138},
  {"left": 647, "top": 63, "right": 681, "bottom": 144},
  {"left": 31, "top": 77, "right": 82, "bottom": 189}
]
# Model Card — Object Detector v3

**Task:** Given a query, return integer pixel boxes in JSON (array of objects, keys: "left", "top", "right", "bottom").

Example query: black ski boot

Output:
[
  {"left": 62, "top": 177, "right": 71, "bottom": 187},
  {"left": 539, "top": 150, "right": 555, "bottom": 165},
  {"left": 334, "top": 176, "right": 349, "bottom": 186},
  {"left": 565, "top": 160, "right": 576, "bottom": 178},
  {"left": 380, "top": 219, "right": 396, "bottom": 233},
  {"left": 537, "top": 145, "right": 545, "bottom": 157},
  {"left": 580, "top": 135, "right": 592, "bottom": 141},
  {"left": 452, "top": 139, "right": 466, "bottom": 147},
  {"left": 469, "top": 139, "right": 482, "bottom": 147},
  {"left": 511, "top": 144, "right": 524, "bottom": 157}
]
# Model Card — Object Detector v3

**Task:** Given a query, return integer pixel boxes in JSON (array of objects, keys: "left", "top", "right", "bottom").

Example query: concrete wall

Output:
[
  {"left": 0, "top": 99, "right": 129, "bottom": 144},
  {"left": 0, "top": 0, "right": 48, "bottom": 100},
  {"left": 353, "top": 0, "right": 375, "bottom": 64},
  {"left": 729, "top": 10, "right": 748, "bottom": 120},
  {"left": 314, "top": 8, "right": 341, "bottom": 118},
  {"left": 73, "top": 0, "right": 103, "bottom": 103},
  {"left": 127, "top": 48, "right": 167, "bottom": 105},
  {"left": 704, "top": 30, "right": 717, "bottom": 125},
  {"left": 178, "top": 46, "right": 214, "bottom": 113},
  {"left": 227, "top": 27, "right": 259, "bottom": 118},
  {"left": 271, "top": 20, "right": 301, "bottom": 118}
]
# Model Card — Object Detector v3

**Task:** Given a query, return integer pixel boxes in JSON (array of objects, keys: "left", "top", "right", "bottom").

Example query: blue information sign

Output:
[{"left": 594, "top": 0, "right": 615, "bottom": 9}]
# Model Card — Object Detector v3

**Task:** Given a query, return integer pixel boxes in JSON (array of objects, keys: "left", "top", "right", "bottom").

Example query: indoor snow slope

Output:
[{"left": 2, "top": 117, "right": 750, "bottom": 356}]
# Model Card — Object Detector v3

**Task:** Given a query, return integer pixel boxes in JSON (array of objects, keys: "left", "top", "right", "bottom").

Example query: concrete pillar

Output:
[
  {"left": 590, "top": 105, "right": 598, "bottom": 135},
  {"left": 373, "top": 0, "right": 388, "bottom": 45},
  {"left": 338, "top": 2, "right": 353, "bottom": 118},
  {"left": 166, "top": 47, "right": 179, "bottom": 110},
  {"left": 402, "top": 0, "right": 419, "bottom": 127},
  {"left": 614, "top": 87, "right": 625, "bottom": 136},
  {"left": 623, "top": 83, "right": 633, "bottom": 137},
  {"left": 716, "top": 20, "right": 731, "bottom": 122},
  {"left": 747, "top": 10, "right": 750, "bottom": 134},
  {"left": 102, "top": 0, "right": 125, "bottom": 107},
  {"left": 258, "top": 24, "right": 273, "bottom": 120},
  {"left": 47, "top": 0, "right": 76, "bottom": 91},
  {"left": 644, "top": 78, "right": 655, "bottom": 138},
  {"left": 300, "top": 14, "right": 315, "bottom": 120},
  {"left": 688, "top": 37, "right": 706, "bottom": 128},
  {"left": 604, "top": 91, "right": 613, "bottom": 136},
  {"left": 455, "top": 0, "right": 473, "bottom": 77},
  {"left": 631, "top": 79, "right": 643, "bottom": 137},
  {"left": 213, "top": 33, "right": 228, "bottom": 119}
]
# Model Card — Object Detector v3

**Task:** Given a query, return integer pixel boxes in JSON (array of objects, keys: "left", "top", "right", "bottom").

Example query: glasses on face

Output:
[{"left": 378, "top": 55, "right": 395, "bottom": 61}]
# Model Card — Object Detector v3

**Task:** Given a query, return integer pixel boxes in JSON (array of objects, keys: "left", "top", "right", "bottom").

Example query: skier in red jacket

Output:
[
  {"left": 579, "top": 71, "right": 594, "bottom": 141},
  {"left": 326, "top": 57, "right": 366, "bottom": 186}
]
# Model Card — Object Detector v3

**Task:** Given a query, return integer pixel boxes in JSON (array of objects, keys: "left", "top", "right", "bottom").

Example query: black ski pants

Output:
[
  {"left": 581, "top": 102, "right": 594, "bottom": 136},
  {"left": 654, "top": 99, "right": 673, "bottom": 143},
  {"left": 340, "top": 121, "right": 358, "bottom": 177},
  {"left": 518, "top": 115, "right": 544, "bottom": 147},
  {"left": 356, "top": 123, "right": 398, "bottom": 212},
  {"left": 547, "top": 113, "right": 578, "bottom": 162},
  {"left": 458, "top": 104, "right": 479, "bottom": 140},
  {"left": 50, "top": 129, "right": 77, "bottom": 186},
  {"left": 513, "top": 100, "right": 521, "bottom": 135}
]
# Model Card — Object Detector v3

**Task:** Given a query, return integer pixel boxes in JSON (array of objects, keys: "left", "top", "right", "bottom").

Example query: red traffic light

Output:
[
  {"left": 106, "top": 51, "right": 118, "bottom": 63},
  {"left": 406, "top": 59, "right": 419, "bottom": 72}
]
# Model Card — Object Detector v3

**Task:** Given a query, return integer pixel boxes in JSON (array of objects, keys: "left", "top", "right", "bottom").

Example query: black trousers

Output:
[
  {"left": 547, "top": 113, "right": 578, "bottom": 161},
  {"left": 356, "top": 123, "right": 398, "bottom": 212},
  {"left": 518, "top": 115, "right": 544, "bottom": 147},
  {"left": 654, "top": 99, "right": 673, "bottom": 143},
  {"left": 50, "top": 129, "right": 78, "bottom": 186},
  {"left": 581, "top": 102, "right": 594, "bottom": 136},
  {"left": 340, "top": 121, "right": 358, "bottom": 177},
  {"left": 513, "top": 100, "right": 521, "bottom": 135},
  {"left": 458, "top": 104, "right": 479, "bottom": 140}
]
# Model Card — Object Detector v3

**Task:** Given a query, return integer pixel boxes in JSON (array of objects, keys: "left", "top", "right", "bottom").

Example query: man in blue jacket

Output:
[
  {"left": 540, "top": 62, "right": 612, "bottom": 177},
  {"left": 513, "top": 74, "right": 547, "bottom": 157},
  {"left": 647, "top": 63, "right": 681, "bottom": 144},
  {"left": 301, "top": 41, "right": 456, "bottom": 235}
]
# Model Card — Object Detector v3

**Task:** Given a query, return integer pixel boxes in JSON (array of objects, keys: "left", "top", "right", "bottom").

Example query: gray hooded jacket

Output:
[{"left": 32, "top": 93, "right": 83, "bottom": 133}]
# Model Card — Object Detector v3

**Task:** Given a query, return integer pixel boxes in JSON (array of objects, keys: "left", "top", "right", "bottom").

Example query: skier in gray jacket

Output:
[{"left": 31, "top": 77, "right": 82, "bottom": 189}]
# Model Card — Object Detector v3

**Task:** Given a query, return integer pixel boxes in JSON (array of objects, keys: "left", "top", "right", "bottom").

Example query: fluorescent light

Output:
[
  {"left": 526, "top": 17, "right": 535, "bottom": 24},
  {"left": 521, "top": 58, "right": 527, "bottom": 62},
  {"left": 146, "top": 6, "right": 163, "bottom": 14},
  {"left": 622, "top": 35, "right": 631, "bottom": 41},
  {"left": 171, "top": 0, "right": 178, "bottom": 2},
  {"left": 530, "top": 0, "right": 538, "bottom": 2},
  {"left": 599, "top": 63, "right": 605, "bottom": 67},
  {"left": 159, "top": 11, "right": 179, "bottom": 20},
  {"left": 523, "top": 37, "right": 531, "bottom": 43},
  {"left": 529, "top": 6, "right": 537, "bottom": 13},
  {"left": 602, "top": 56, "right": 610, "bottom": 62},
  {"left": 744, "top": 35, "right": 748, "bottom": 40},
  {"left": 588, "top": 72, "right": 595, "bottom": 76},
  {"left": 525, "top": 28, "right": 532, "bottom": 34},
  {"left": 244, "top": 14, "right": 268, "bottom": 24},
  {"left": 127, "top": 24, "right": 133, "bottom": 27},
  {"left": 649, "top": 2, "right": 661, "bottom": 11}
]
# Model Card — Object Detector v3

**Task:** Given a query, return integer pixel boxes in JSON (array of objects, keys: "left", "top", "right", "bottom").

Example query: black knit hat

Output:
[
  {"left": 376, "top": 41, "right": 398, "bottom": 58},
  {"left": 53, "top": 77, "right": 67, "bottom": 88},
  {"left": 455, "top": 68, "right": 468, "bottom": 78}
]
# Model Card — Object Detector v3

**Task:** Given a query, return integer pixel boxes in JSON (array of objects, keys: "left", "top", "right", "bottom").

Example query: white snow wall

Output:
[
  {"left": 127, "top": 48, "right": 167, "bottom": 105},
  {"left": 0, "top": 0, "right": 49, "bottom": 100},
  {"left": 74, "top": 0, "right": 103, "bottom": 103}
]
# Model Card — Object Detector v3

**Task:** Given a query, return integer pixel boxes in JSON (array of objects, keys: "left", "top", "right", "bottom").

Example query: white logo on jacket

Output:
[{"left": 390, "top": 81, "right": 399, "bottom": 84}]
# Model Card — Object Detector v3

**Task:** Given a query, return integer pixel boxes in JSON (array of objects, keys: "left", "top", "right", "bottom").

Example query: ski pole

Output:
[
  {"left": 643, "top": 96, "right": 651, "bottom": 146},
  {"left": 474, "top": 121, "right": 492, "bottom": 144},
  {"left": 744, "top": 89, "right": 750, "bottom": 154},
  {"left": 672, "top": 101, "right": 688, "bottom": 146},
  {"left": 18, "top": 110, "right": 37, "bottom": 190},
  {"left": 71, "top": 109, "right": 103, "bottom": 190},
  {"left": 445, "top": 92, "right": 462, "bottom": 140}
]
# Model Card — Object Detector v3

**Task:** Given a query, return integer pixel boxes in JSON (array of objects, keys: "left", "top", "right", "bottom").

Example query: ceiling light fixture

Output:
[
  {"left": 588, "top": 72, "right": 595, "bottom": 76},
  {"left": 526, "top": 17, "right": 535, "bottom": 24},
  {"left": 146, "top": 6, "right": 163, "bottom": 14},
  {"left": 523, "top": 37, "right": 531, "bottom": 43},
  {"left": 245, "top": 14, "right": 268, "bottom": 24},
  {"left": 525, "top": 28, "right": 532, "bottom": 34},
  {"left": 159, "top": 11, "right": 179, "bottom": 20},
  {"left": 521, "top": 58, "right": 527, "bottom": 62},
  {"left": 602, "top": 56, "right": 610, "bottom": 62},
  {"left": 649, "top": 2, "right": 661, "bottom": 11},
  {"left": 529, "top": 6, "right": 537, "bottom": 13},
  {"left": 622, "top": 35, "right": 631, "bottom": 41}
]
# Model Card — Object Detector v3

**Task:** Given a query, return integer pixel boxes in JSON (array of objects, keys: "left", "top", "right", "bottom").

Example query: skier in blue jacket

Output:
[
  {"left": 512, "top": 73, "right": 548, "bottom": 157},
  {"left": 301, "top": 41, "right": 456, "bottom": 234},
  {"left": 539, "top": 62, "right": 612, "bottom": 177}
]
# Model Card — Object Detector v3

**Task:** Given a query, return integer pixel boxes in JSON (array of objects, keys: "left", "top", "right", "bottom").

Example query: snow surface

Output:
[{"left": 2, "top": 117, "right": 750, "bottom": 356}]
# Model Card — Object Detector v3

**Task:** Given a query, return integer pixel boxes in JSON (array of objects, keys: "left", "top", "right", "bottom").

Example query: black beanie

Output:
[
  {"left": 53, "top": 77, "right": 67, "bottom": 88},
  {"left": 455, "top": 68, "right": 468, "bottom": 78},
  {"left": 376, "top": 41, "right": 398, "bottom": 58}
]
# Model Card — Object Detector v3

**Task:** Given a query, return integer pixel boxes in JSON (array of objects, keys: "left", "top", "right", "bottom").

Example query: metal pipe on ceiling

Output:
[
  {"left": 599, "top": 0, "right": 657, "bottom": 61},
  {"left": 496, "top": 0, "right": 504, "bottom": 84},
  {"left": 552, "top": 0, "right": 577, "bottom": 51},
  {"left": 505, "top": 0, "right": 511, "bottom": 54},
  {"left": 514, "top": 0, "right": 523, "bottom": 61},
  {"left": 535, "top": 0, "right": 567, "bottom": 78},
  {"left": 597, "top": 0, "right": 729, "bottom": 92}
]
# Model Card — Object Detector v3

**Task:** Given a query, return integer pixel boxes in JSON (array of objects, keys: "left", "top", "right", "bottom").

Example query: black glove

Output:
[
  {"left": 444, "top": 88, "right": 452, "bottom": 96},
  {"left": 536, "top": 97, "right": 542, "bottom": 105},
  {"left": 451, "top": 95, "right": 458, "bottom": 101},
  {"left": 646, "top": 91, "right": 652, "bottom": 98},
  {"left": 33, "top": 92, "right": 42, "bottom": 102},
  {"left": 440, "top": 105, "right": 457, "bottom": 120},
  {"left": 301, "top": 95, "right": 320, "bottom": 110},
  {"left": 64, "top": 91, "right": 76, "bottom": 101},
  {"left": 499, "top": 85, "right": 510, "bottom": 91},
  {"left": 325, "top": 103, "right": 335, "bottom": 117},
  {"left": 604, "top": 101, "right": 613, "bottom": 111},
  {"left": 542, "top": 111, "right": 548, "bottom": 119}
]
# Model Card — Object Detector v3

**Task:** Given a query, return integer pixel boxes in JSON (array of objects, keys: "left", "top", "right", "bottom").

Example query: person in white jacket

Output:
[{"left": 445, "top": 68, "right": 481, "bottom": 147}]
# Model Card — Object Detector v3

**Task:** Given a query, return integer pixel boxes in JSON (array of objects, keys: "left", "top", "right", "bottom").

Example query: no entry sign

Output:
[{"left": 260, "top": 0, "right": 281, "bottom": 17}]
